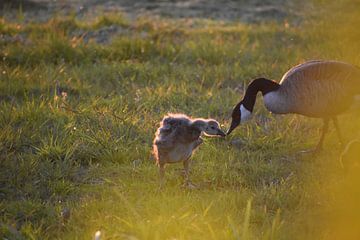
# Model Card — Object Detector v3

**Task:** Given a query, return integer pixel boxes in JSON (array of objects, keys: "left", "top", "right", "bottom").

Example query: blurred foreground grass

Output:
[{"left": 1, "top": 0, "right": 360, "bottom": 239}]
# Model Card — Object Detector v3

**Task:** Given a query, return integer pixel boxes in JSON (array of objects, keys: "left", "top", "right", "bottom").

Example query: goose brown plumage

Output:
[{"left": 227, "top": 60, "right": 360, "bottom": 152}]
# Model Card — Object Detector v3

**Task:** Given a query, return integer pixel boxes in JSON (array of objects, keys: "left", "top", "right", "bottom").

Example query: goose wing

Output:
[
  {"left": 280, "top": 60, "right": 360, "bottom": 87},
  {"left": 278, "top": 60, "right": 360, "bottom": 116}
]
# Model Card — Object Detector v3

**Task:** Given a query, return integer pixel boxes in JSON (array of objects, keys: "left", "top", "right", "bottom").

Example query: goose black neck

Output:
[{"left": 242, "top": 77, "right": 280, "bottom": 111}]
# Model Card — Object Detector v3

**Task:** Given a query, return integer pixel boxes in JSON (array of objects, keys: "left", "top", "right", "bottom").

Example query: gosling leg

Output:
[
  {"left": 183, "top": 138, "right": 202, "bottom": 188},
  {"left": 159, "top": 163, "right": 165, "bottom": 188},
  {"left": 183, "top": 158, "right": 197, "bottom": 189},
  {"left": 183, "top": 158, "right": 190, "bottom": 184}
]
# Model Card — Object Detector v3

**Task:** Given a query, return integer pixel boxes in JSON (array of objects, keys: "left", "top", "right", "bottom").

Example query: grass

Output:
[{"left": 1, "top": 0, "right": 360, "bottom": 239}]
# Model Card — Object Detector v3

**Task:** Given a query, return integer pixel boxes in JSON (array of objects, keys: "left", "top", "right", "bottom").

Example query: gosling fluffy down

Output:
[{"left": 153, "top": 113, "right": 225, "bottom": 186}]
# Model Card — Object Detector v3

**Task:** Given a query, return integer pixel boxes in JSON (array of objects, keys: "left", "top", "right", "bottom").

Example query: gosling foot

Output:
[{"left": 182, "top": 181, "right": 198, "bottom": 190}]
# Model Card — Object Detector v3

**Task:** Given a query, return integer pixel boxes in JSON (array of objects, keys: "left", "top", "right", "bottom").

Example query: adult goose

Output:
[{"left": 227, "top": 60, "right": 360, "bottom": 152}]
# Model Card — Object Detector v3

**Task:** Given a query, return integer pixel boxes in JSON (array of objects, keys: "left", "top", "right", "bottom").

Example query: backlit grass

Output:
[{"left": 1, "top": 0, "right": 360, "bottom": 239}]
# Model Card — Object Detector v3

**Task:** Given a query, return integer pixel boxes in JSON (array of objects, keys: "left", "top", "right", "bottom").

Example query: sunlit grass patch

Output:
[{"left": 1, "top": 1, "right": 360, "bottom": 239}]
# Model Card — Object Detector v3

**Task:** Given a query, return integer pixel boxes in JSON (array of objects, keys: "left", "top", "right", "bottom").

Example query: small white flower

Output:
[{"left": 94, "top": 231, "right": 101, "bottom": 240}]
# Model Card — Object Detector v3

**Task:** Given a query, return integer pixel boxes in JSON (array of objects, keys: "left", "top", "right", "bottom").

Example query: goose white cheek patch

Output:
[{"left": 240, "top": 104, "right": 252, "bottom": 122}]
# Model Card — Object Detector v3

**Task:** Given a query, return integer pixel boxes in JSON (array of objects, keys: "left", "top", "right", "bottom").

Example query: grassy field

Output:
[{"left": 1, "top": 0, "right": 360, "bottom": 239}]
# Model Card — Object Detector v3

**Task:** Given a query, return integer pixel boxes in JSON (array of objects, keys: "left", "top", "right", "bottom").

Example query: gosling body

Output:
[{"left": 153, "top": 113, "right": 225, "bottom": 186}]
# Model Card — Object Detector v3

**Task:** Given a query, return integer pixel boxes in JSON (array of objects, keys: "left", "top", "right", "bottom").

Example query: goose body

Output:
[
  {"left": 153, "top": 113, "right": 225, "bottom": 186},
  {"left": 266, "top": 60, "right": 360, "bottom": 116},
  {"left": 228, "top": 60, "right": 360, "bottom": 151}
]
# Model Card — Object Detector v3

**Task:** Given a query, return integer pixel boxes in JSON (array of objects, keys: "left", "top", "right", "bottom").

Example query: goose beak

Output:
[{"left": 217, "top": 129, "right": 226, "bottom": 137}]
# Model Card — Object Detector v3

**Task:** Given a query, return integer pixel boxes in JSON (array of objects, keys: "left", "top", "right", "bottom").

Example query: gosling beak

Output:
[{"left": 217, "top": 129, "right": 226, "bottom": 137}]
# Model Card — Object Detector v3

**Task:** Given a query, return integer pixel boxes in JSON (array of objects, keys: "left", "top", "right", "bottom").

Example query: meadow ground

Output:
[{"left": 1, "top": 0, "right": 360, "bottom": 239}]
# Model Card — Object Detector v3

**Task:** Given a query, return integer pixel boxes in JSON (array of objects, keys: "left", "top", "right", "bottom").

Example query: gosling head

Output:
[
  {"left": 227, "top": 101, "right": 252, "bottom": 135},
  {"left": 192, "top": 119, "right": 226, "bottom": 137}
]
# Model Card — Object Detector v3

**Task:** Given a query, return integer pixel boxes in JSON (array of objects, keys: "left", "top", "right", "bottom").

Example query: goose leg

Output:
[
  {"left": 332, "top": 117, "right": 344, "bottom": 147},
  {"left": 315, "top": 118, "right": 330, "bottom": 152},
  {"left": 298, "top": 118, "right": 329, "bottom": 154}
]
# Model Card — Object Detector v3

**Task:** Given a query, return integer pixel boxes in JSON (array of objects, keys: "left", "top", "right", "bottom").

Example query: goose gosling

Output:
[{"left": 153, "top": 113, "right": 225, "bottom": 187}]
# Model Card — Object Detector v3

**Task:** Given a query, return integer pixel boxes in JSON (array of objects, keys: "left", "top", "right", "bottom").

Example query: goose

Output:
[
  {"left": 153, "top": 113, "right": 225, "bottom": 187},
  {"left": 227, "top": 60, "right": 360, "bottom": 152}
]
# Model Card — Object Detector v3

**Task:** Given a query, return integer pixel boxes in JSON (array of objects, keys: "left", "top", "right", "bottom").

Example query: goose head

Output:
[
  {"left": 227, "top": 101, "right": 252, "bottom": 135},
  {"left": 192, "top": 119, "right": 226, "bottom": 137}
]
